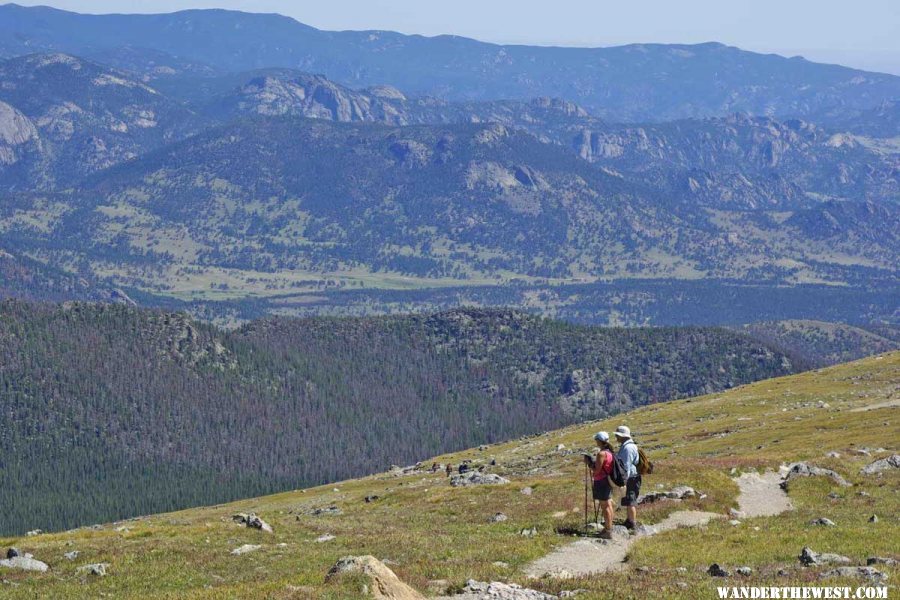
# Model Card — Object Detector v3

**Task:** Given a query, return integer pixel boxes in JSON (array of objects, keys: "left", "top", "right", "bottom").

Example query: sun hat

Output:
[
  {"left": 593, "top": 431, "right": 609, "bottom": 442},
  {"left": 614, "top": 425, "right": 631, "bottom": 439}
]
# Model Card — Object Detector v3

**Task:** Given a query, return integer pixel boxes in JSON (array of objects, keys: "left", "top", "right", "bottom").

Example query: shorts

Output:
[
  {"left": 592, "top": 478, "right": 612, "bottom": 501},
  {"left": 620, "top": 475, "right": 642, "bottom": 506}
]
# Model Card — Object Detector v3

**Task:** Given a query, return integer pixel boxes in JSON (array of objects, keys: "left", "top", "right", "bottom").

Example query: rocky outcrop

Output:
[
  {"left": 443, "top": 580, "right": 557, "bottom": 599},
  {"left": 638, "top": 486, "right": 697, "bottom": 504},
  {"left": 782, "top": 463, "right": 851, "bottom": 489},
  {"left": 820, "top": 567, "right": 888, "bottom": 582},
  {"left": 860, "top": 454, "right": 900, "bottom": 475},
  {"left": 0, "top": 554, "right": 49, "bottom": 572},
  {"left": 326, "top": 555, "right": 424, "bottom": 599},
  {"left": 799, "top": 547, "right": 851, "bottom": 566},
  {"left": 232, "top": 513, "right": 274, "bottom": 533},
  {"left": 0, "top": 100, "right": 38, "bottom": 165},
  {"left": 449, "top": 472, "right": 510, "bottom": 487}
]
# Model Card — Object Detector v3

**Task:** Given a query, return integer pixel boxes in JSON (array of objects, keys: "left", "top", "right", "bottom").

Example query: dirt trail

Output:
[
  {"left": 523, "top": 469, "right": 793, "bottom": 579},
  {"left": 523, "top": 510, "right": 721, "bottom": 577},
  {"left": 734, "top": 469, "right": 792, "bottom": 517}
]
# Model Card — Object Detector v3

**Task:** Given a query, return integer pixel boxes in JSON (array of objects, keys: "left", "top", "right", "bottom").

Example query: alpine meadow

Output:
[{"left": 0, "top": 3, "right": 897, "bottom": 599}]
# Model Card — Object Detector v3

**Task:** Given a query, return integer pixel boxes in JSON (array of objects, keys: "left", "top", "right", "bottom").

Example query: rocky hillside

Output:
[
  {"left": 2, "top": 4, "right": 899, "bottom": 122},
  {"left": 0, "top": 350, "right": 895, "bottom": 598},
  {"left": 0, "top": 301, "right": 796, "bottom": 535}
]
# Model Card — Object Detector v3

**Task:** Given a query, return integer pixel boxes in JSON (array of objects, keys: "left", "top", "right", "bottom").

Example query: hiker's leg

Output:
[
  {"left": 601, "top": 500, "right": 613, "bottom": 530},
  {"left": 627, "top": 505, "right": 637, "bottom": 525}
]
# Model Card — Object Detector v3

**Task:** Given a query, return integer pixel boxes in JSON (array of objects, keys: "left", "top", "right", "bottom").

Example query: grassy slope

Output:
[{"left": 1, "top": 353, "right": 897, "bottom": 599}]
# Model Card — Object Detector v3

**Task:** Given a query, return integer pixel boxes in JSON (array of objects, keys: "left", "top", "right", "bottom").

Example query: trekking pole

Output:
[{"left": 583, "top": 462, "right": 589, "bottom": 533}]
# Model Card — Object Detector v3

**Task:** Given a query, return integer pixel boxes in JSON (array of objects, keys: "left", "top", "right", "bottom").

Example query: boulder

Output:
[
  {"left": 6, "top": 548, "right": 19, "bottom": 559},
  {"left": 232, "top": 513, "right": 273, "bottom": 533},
  {"left": 867, "top": 557, "right": 898, "bottom": 567},
  {"left": 860, "top": 455, "right": 900, "bottom": 475},
  {"left": 820, "top": 567, "right": 888, "bottom": 582},
  {"left": 810, "top": 518, "right": 836, "bottom": 527},
  {"left": 490, "top": 513, "right": 508, "bottom": 523},
  {"left": 316, "top": 534, "right": 336, "bottom": 543},
  {"left": 454, "top": 580, "right": 557, "bottom": 599},
  {"left": 736, "top": 567, "right": 753, "bottom": 576},
  {"left": 638, "top": 486, "right": 696, "bottom": 504},
  {"left": 782, "top": 463, "right": 851, "bottom": 489},
  {"left": 521, "top": 487, "right": 534, "bottom": 496},
  {"left": 869, "top": 515, "right": 879, "bottom": 523},
  {"left": 63, "top": 551, "right": 80, "bottom": 561},
  {"left": 231, "top": 544, "right": 262, "bottom": 556},
  {"left": 450, "top": 472, "right": 510, "bottom": 487},
  {"left": 77, "top": 563, "right": 109, "bottom": 577},
  {"left": 708, "top": 563, "right": 730, "bottom": 577},
  {"left": 326, "top": 555, "right": 424, "bottom": 599},
  {"left": 0, "top": 556, "right": 48, "bottom": 572},
  {"left": 799, "top": 547, "right": 851, "bottom": 566}
]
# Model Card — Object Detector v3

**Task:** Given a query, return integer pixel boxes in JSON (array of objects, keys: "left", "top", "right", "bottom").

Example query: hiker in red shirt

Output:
[{"left": 583, "top": 431, "right": 615, "bottom": 539}]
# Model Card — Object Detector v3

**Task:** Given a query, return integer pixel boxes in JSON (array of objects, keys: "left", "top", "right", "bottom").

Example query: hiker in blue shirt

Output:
[{"left": 615, "top": 425, "right": 641, "bottom": 530}]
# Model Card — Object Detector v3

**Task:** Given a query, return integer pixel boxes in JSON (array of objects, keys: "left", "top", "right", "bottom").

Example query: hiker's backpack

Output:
[
  {"left": 608, "top": 453, "right": 628, "bottom": 487},
  {"left": 637, "top": 447, "right": 654, "bottom": 475}
]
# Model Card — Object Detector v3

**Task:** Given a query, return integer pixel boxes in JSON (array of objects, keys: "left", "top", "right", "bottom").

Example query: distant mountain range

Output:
[
  {"left": 0, "top": 4, "right": 897, "bottom": 326},
  {"left": 1, "top": 3, "right": 899, "bottom": 122}
]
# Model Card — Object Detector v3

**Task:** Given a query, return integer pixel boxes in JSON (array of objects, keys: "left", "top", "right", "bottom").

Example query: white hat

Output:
[
  {"left": 614, "top": 425, "right": 631, "bottom": 439},
  {"left": 593, "top": 431, "right": 609, "bottom": 442}
]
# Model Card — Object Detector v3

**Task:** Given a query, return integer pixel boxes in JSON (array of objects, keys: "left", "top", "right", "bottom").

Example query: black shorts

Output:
[
  {"left": 592, "top": 478, "right": 612, "bottom": 501},
  {"left": 621, "top": 475, "right": 642, "bottom": 506}
]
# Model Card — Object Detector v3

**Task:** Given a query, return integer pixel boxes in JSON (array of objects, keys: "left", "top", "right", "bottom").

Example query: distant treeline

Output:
[{"left": 0, "top": 300, "right": 796, "bottom": 535}]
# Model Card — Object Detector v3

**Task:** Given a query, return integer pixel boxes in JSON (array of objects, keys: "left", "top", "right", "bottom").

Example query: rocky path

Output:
[
  {"left": 523, "top": 469, "right": 794, "bottom": 579},
  {"left": 523, "top": 510, "right": 722, "bottom": 578},
  {"left": 734, "top": 469, "right": 792, "bottom": 517}
]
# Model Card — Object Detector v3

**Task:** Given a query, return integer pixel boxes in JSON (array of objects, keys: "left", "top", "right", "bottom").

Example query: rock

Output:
[
  {"left": 492, "top": 561, "right": 509, "bottom": 568},
  {"left": 450, "top": 472, "right": 510, "bottom": 487},
  {"left": 310, "top": 506, "right": 342, "bottom": 516},
  {"left": 633, "top": 524, "right": 658, "bottom": 536},
  {"left": 491, "top": 513, "right": 508, "bottom": 523},
  {"left": 736, "top": 567, "right": 753, "bottom": 576},
  {"left": 63, "top": 551, "right": 80, "bottom": 561},
  {"left": 729, "top": 508, "right": 745, "bottom": 518},
  {"left": 24, "top": 530, "right": 42, "bottom": 537},
  {"left": 869, "top": 515, "right": 879, "bottom": 523},
  {"left": 638, "top": 486, "right": 696, "bottom": 504},
  {"left": 231, "top": 544, "right": 262, "bottom": 555},
  {"left": 559, "top": 591, "right": 586, "bottom": 598},
  {"left": 867, "top": 557, "right": 898, "bottom": 567},
  {"left": 820, "top": 567, "right": 888, "bottom": 582},
  {"left": 860, "top": 455, "right": 900, "bottom": 475},
  {"left": 5, "top": 549, "right": 19, "bottom": 560},
  {"left": 708, "top": 563, "right": 730, "bottom": 577},
  {"left": 521, "top": 487, "right": 533, "bottom": 496},
  {"left": 729, "top": 520, "right": 742, "bottom": 526},
  {"left": 426, "top": 579, "right": 450, "bottom": 595},
  {"left": 520, "top": 527, "right": 537, "bottom": 538},
  {"left": 365, "top": 496, "right": 380, "bottom": 503},
  {"left": 827, "top": 492, "right": 841, "bottom": 499},
  {"left": 810, "top": 518, "right": 836, "bottom": 527},
  {"left": 232, "top": 513, "right": 273, "bottom": 534},
  {"left": 454, "top": 580, "right": 557, "bottom": 599},
  {"left": 611, "top": 525, "right": 630, "bottom": 537},
  {"left": 326, "top": 555, "right": 425, "bottom": 599},
  {"left": 556, "top": 444, "right": 566, "bottom": 452},
  {"left": 782, "top": 463, "right": 852, "bottom": 489},
  {"left": 0, "top": 556, "right": 49, "bottom": 572},
  {"left": 825, "top": 451, "right": 841, "bottom": 458},
  {"left": 316, "top": 534, "right": 336, "bottom": 543},
  {"left": 77, "top": 563, "right": 109, "bottom": 577},
  {"left": 799, "top": 547, "right": 851, "bottom": 566}
]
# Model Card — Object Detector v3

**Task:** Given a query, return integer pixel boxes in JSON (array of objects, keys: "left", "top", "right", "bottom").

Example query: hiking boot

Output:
[
  {"left": 623, "top": 519, "right": 636, "bottom": 530},
  {"left": 598, "top": 529, "right": 613, "bottom": 540}
]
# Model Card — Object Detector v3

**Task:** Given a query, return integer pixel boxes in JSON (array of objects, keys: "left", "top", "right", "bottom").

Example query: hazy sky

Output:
[{"left": 13, "top": 0, "right": 900, "bottom": 74}]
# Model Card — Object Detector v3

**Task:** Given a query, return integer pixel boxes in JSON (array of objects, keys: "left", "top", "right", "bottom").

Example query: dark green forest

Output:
[{"left": 0, "top": 300, "right": 797, "bottom": 535}]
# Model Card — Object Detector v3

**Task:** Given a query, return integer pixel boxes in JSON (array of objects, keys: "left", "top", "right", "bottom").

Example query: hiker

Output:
[
  {"left": 583, "top": 431, "right": 615, "bottom": 539},
  {"left": 615, "top": 425, "right": 641, "bottom": 530},
  {"left": 445, "top": 463, "right": 453, "bottom": 476}
]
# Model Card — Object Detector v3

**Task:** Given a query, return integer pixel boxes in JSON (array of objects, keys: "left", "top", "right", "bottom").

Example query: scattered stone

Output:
[
  {"left": 491, "top": 513, "right": 508, "bottom": 523},
  {"left": 782, "top": 463, "right": 852, "bottom": 489},
  {"left": 310, "top": 506, "right": 342, "bottom": 517},
  {"left": 521, "top": 487, "right": 534, "bottom": 496},
  {"left": 63, "top": 551, "right": 80, "bottom": 561},
  {"left": 799, "top": 547, "right": 851, "bottom": 566},
  {"left": 708, "top": 563, "right": 730, "bottom": 577},
  {"left": 556, "top": 444, "right": 566, "bottom": 452},
  {"left": 825, "top": 451, "right": 841, "bottom": 458},
  {"left": 453, "top": 580, "right": 556, "bottom": 599},
  {"left": 869, "top": 515, "right": 879, "bottom": 523},
  {"left": 24, "top": 530, "right": 42, "bottom": 537},
  {"left": 450, "top": 472, "right": 510, "bottom": 487},
  {"left": 858, "top": 491, "right": 871, "bottom": 497},
  {"left": 316, "top": 534, "right": 336, "bottom": 543},
  {"left": 736, "top": 567, "right": 753, "bottom": 576},
  {"left": 325, "top": 555, "right": 424, "bottom": 599},
  {"left": 867, "top": 557, "right": 898, "bottom": 567},
  {"left": 77, "top": 563, "right": 108, "bottom": 577},
  {"left": 860, "top": 455, "right": 900, "bottom": 475},
  {"left": 729, "top": 508, "right": 744, "bottom": 518},
  {"left": 520, "top": 527, "right": 537, "bottom": 538},
  {"left": 810, "top": 518, "right": 836, "bottom": 527},
  {"left": 231, "top": 544, "right": 262, "bottom": 556},
  {"left": 638, "top": 486, "right": 696, "bottom": 504},
  {"left": 492, "top": 561, "right": 509, "bottom": 568},
  {"left": 365, "top": 496, "right": 380, "bottom": 503},
  {"left": 5, "top": 549, "right": 19, "bottom": 560},
  {"left": 559, "top": 591, "right": 586, "bottom": 598},
  {"left": 0, "top": 556, "right": 49, "bottom": 572},
  {"left": 820, "top": 567, "right": 888, "bottom": 582},
  {"left": 633, "top": 523, "right": 658, "bottom": 536},
  {"left": 232, "top": 513, "right": 274, "bottom": 534},
  {"left": 827, "top": 492, "right": 841, "bottom": 499},
  {"left": 729, "top": 520, "right": 742, "bottom": 526}
]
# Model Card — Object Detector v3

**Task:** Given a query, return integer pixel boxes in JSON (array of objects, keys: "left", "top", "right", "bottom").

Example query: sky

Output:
[{"left": 12, "top": 0, "right": 900, "bottom": 75}]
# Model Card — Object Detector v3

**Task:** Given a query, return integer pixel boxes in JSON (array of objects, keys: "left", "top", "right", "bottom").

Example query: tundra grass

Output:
[{"left": 1, "top": 353, "right": 897, "bottom": 598}]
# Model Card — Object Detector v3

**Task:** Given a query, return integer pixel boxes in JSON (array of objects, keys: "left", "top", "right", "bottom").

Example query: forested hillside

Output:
[{"left": 0, "top": 301, "right": 795, "bottom": 535}]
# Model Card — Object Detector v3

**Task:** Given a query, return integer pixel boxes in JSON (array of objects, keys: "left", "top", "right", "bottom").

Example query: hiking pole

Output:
[{"left": 583, "top": 462, "right": 590, "bottom": 533}]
